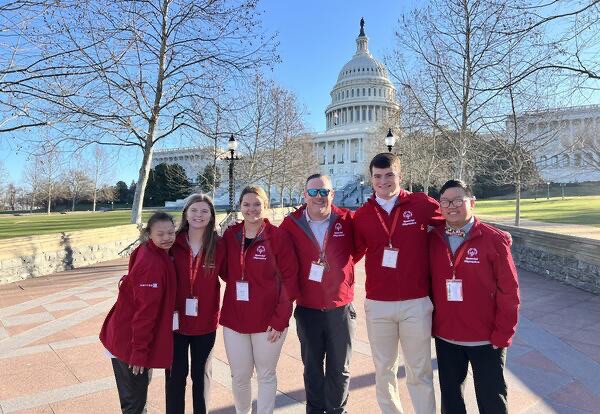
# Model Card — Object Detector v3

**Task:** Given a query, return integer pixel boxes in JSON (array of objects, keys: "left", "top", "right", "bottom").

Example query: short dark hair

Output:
[
  {"left": 305, "top": 173, "right": 329, "bottom": 186},
  {"left": 439, "top": 179, "right": 473, "bottom": 198},
  {"left": 369, "top": 153, "right": 401, "bottom": 174}
]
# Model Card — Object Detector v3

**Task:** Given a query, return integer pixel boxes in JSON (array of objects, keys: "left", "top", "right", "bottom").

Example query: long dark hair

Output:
[{"left": 177, "top": 194, "right": 218, "bottom": 268}]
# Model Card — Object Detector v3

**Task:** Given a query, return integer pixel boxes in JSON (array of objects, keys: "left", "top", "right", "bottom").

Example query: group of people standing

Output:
[{"left": 99, "top": 151, "right": 520, "bottom": 414}]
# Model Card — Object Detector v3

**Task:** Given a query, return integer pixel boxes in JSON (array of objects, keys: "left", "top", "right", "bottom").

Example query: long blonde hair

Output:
[{"left": 177, "top": 194, "right": 218, "bottom": 268}]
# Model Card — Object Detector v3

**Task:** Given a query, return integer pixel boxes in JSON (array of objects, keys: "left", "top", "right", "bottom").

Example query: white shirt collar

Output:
[
  {"left": 375, "top": 194, "right": 399, "bottom": 212},
  {"left": 305, "top": 209, "right": 331, "bottom": 224}
]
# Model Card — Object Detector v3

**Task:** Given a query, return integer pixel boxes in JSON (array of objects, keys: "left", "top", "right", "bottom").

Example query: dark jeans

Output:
[
  {"left": 111, "top": 357, "right": 150, "bottom": 414},
  {"left": 294, "top": 304, "right": 356, "bottom": 414},
  {"left": 165, "top": 331, "right": 216, "bottom": 414},
  {"left": 435, "top": 337, "right": 508, "bottom": 414}
]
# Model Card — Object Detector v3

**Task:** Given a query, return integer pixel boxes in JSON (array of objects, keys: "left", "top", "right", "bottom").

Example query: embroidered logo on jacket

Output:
[
  {"left": 254, "top": 245, "right": 267, "bottom": 260},
  {"left": 464, "top": 248, "right": 480, "bottom": 264},
  {"left": 402, "top": 210, "right": 417, "bottom": 226},
  {"left": 333, "top": 222, "right": 345, "bottom": 237},
  {"left": 139, "top": 283, "right": 159, "bottom": 288}
]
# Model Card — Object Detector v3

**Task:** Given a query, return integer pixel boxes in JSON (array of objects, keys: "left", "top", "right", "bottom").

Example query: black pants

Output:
[
  {"left": 435, "top": 337, "right": 508, "bottom": 414},
  {"left": 111, "top": 357, "right": 150, "bottom": 414},
  {"left": 294, "top": 304, "right": 356, "bottom": 414},
  {"left": 165, "top": 331, "right": 216, "bottom": 414}
]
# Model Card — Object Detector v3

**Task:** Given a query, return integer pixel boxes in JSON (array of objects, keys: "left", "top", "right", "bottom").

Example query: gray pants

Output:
[{"left": 294, "top": 304, "right": 356, "bottom": 414}]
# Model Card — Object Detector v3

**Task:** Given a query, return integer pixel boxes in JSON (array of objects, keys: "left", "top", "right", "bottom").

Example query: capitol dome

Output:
[{"left": 325, "top": 18, "right": 400, "bottom": 131}]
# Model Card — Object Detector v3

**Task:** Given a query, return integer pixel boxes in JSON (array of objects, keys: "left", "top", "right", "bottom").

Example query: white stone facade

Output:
[
  {"left": 506, "top": 104, "right": 600, "bottom": 183},
  {"left": 314, "top": 19, "right": 400, "bottom": 189}
]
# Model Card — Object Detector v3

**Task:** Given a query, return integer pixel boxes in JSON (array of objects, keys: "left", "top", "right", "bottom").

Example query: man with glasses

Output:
[
  {"left": 354, "top": 153, "right": 443, "bottom": 414},
  {"left": 429, "top": 179, "right": 519, "bottom": 414},
  {"left": 280, "top": 173, "right": 356, "bottom": 414}
]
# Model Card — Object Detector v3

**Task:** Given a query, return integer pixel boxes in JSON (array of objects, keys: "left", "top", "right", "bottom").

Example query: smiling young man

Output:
[
  {"left": 354, "top": 153, "right": 443, "bottom": 414},
  {"left": 280, "top": 174, "right": 356, "bottom": 414},
  {"left": 429, "top": 179, "right": 520, "bottom": 414}
]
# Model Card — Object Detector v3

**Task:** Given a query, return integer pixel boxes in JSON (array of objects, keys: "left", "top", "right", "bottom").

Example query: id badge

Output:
[
  {"left": 382, "top": 247, "right": 399, "bottom": 268},
  {"left": 308, "top": 261, "right": 325, "bottom": 283},
  {"left": 446, "top": 279, "right": 463, "bottom": 301},
  {"left": 185, "top": 297, "right": 198, "bottom": 317},
  {"left": 172, "top": 311, "right": 180, "bottom": 331},
  {"left": 236, "top": 281, "right": 250, "bottom": 301}
]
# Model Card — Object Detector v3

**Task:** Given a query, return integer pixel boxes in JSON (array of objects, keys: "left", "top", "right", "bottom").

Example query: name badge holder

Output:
[
  {"left": 185, "top": 297, "right": 199, "bottom": 316},
  {"left": 382, "top": 247, "right": 399, "bottom": 268},
  {"left": 446, "top": 279, "right": 463, "bottom": 301},
  {"left": 309, "top": 261, "right": 325, "bottom": 282},
  {"left": 236, "top": 280, "right": 250, "bottom": 301},
  {"left": 172, "top": 311, "right": 179, "bottom": 331}
]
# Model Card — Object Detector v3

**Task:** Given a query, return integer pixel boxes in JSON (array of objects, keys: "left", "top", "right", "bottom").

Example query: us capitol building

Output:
[{"left": 152, "top": 19, "right": 399, "bottom": 206}]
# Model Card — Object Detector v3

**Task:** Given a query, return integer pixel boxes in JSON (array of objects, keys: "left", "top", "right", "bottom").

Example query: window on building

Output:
[
  {"left": 540, "top": 155, "right": 547, "bottom": 167},
  {"left": 563, "top": 154, "right": 570, "bottom": 167},
  {"left": 368, "top": 88, "right": 371, "bottom": 96},
  {"left": 363, "top": 88, "right": 366, "bottom": 96},
  {"left": 351, "top": 89, "right": 354, "bottom": 97},
  {"left": 552, "top": 155, "right": 558, "bottom": 166},
  {"left": 575, "top": 153, "right": 582, "bottom": 167},
  {"left": 368, "top": 108, "right": 372, "bottom": 121},
  {"left": 379, "top": 88, "right": 382, "bottom": 96},
  {"left": 362, "top": 108, "right": 366, "bottom": 121}
]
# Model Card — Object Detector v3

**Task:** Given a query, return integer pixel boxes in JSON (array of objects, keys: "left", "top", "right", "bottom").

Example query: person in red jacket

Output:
[
  {"left": 100, "top": 212, "right": 177, "bottom": 414},
  {"left": 166, "top": 194, "right": 226, "bottom": 414},
  {"left": 429, "top": 179, "right": 520, "bottom": 414},
  {"left": 354, "top": 153, "right": 443, "bottom": 414},
  {"left": 220, "top": 185, "right": 299, "bottom": 414},
  {"left": 279, "top": 173, "right": 356, "bottom": 414}
]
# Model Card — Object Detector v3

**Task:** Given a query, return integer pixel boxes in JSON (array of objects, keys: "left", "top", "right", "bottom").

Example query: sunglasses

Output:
[{"left": 306, "top": 188, "right": 331, "bottom": 197}]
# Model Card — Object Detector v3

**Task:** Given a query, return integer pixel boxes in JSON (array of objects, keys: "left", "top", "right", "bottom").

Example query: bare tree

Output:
[
  {"left": 392, "top": 0, "right": 528, "bottom": 180},
  {"left": 63, "top": 169, "right": 93, "bottom": 211},
  {"left": 89, "top": 145, "right": 116, "bottom": 212},
  {"left": 35, "top": 141, "right": 64, "bottom": 214},
  {"left": 26, "top": 0, "right": 278, "bottom": 223}
]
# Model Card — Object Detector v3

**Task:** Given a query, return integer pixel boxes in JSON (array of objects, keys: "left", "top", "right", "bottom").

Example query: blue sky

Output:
[{"left": 1, "top": 0, "right": 411, "bottom": 185}]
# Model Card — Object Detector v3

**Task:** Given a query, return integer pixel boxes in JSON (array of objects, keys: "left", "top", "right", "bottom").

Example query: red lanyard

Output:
[
  {"left": 446, "top": 244, "right": 467, "bottom": 280},
  {"left": 239, "top": 221, "right": 265, "bottom": 280},
  {"left": 305, "top": 211, "right": 330, "bottom": 263},
  {"left": 373, "top": 205, "right": 401, "bottom": 248},
  {"left": 187, "top": 238, "right": 203, "bottom": 297}
]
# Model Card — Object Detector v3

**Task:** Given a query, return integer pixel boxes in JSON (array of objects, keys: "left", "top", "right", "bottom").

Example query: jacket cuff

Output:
[
  {"left": 129, "top": 350, "right": 147, "bottom": 367},
  {"left": 269, "top": 318, "right": 289, "bottom": 332},
  {"left": 490, "top": 332, "right": 512, "bottom": 348}
]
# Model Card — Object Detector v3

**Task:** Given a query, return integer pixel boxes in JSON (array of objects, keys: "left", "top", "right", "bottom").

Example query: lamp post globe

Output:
[{"left": 385, "top": 128, "right": 395, "bottom": 152}]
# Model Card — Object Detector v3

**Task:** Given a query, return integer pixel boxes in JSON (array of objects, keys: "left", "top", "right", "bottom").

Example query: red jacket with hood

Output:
[
  {"left": 171, "top": 232, "right": 226, "bottom": 336},
  {"left": 279, "top": 204, "right": 355, "bottom": 310},
  {"left": 219, "top": 219, "right": 299, "bottom": 334},
  {"left": 429, "top": 218, "right": 520, "bottom": 347},
  {"left": 100, "top": 240, "right": 177, "bottom": 368},
  {"left": 354, "top": 190, "right": 444, "bottom": 301}
]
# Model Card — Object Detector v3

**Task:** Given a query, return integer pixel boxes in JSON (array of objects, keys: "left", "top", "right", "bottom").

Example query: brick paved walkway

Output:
[{"left": 1, "top": 258, "right": 600, "bottom": 413}]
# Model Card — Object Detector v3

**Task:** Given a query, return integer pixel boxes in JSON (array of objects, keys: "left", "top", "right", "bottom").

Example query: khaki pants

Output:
[
  {"left": 223, "top": 327, "right": 288, "bottom": 414},
  {"left": 365, "top": 297, "right": 435, "bottom": 414}
]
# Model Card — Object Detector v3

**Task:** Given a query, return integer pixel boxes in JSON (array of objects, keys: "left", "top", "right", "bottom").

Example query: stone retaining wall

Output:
[
  {"left": 493, "top": 223, "right": 600, "bottom": 294},
  {"left": 0, "top": 208, "right": 295, "bottom": 285}
]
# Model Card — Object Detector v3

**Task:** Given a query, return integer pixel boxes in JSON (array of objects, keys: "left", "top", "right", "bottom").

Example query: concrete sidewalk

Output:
[{"left": 1, "top": 258, "right": 600, "bottom": 413}]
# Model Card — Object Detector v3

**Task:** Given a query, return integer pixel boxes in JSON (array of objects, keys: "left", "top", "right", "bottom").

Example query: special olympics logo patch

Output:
[
  {"left": 335, "top": 223, "right": 342, "bottom": 231},
  {"left": 468, "top": 248, "right": 478, "bottom": 257},
  {"left": 257, "top": 245, "right": 266, "bottom": 255},
  {"left": 403, "top": 210, "right": 413, "bottom": 220}
]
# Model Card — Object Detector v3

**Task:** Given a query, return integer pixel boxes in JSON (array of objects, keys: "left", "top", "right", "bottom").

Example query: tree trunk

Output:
[
  {"left": 514, "top": 178, "right": 521, "bottom": 227},
  {"left": 131, "top": 143, "right": 154, "bottom": 224},
  {"left": 72, "top": 196, "right": 76, "bottom": 211},
  {"left": 92, "top": 189, "right": 97, "bottom": 212},
  {"left": 47, "top": 185, "right": 52, "bottom": 214}
]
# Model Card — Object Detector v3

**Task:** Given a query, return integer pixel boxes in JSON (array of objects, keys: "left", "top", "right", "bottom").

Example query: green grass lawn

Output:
[
  {"left": 476, "top": 195, "right": 600, "bottom": 227},
  {"left": 0, "top": 210, "right": 159, "bottom": 239}
]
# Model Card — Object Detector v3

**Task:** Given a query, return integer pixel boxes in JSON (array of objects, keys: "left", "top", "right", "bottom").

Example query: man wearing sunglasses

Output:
[
  {"left": 429, "top": 180, "right": 519, "bottom": 414},
  {"left": 280, "top": 173, "right": 356, "bottom": 414},
  {"left": 354, "top": 153, "right": 443, "bottom": 414}
]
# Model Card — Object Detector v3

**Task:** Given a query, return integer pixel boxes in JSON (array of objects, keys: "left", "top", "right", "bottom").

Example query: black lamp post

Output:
[
  {"left": 385, "top": 128, "right": 396, "bottom": 152},
  {"left": 226, "top": 134, "right": 239, "bottom": 215},
  {"left": 359, "top": 179, "right": 364, "bottom": 205},
  {"left": 546, "top": 181, "right": 551, "bottom": 200}
]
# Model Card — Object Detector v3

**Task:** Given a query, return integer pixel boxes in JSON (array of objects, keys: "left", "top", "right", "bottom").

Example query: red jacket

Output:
[
  {"left": 429, "top": 218, "right": 520, "bottom": 348},
  {"left": 279, "top": 205, "right": 355, "bottom": 310},
  {"left": 219, "top": 219, "right": 299, "bottom": 334},
  {"left": 171, "top": 232, "right": 226, "bottom": 336},
  {"left": 100, "top": 240, "right": 177, "bottom": 368},
  {"left": 354, "top": 190, "right": 444, "bottom": 301}
]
